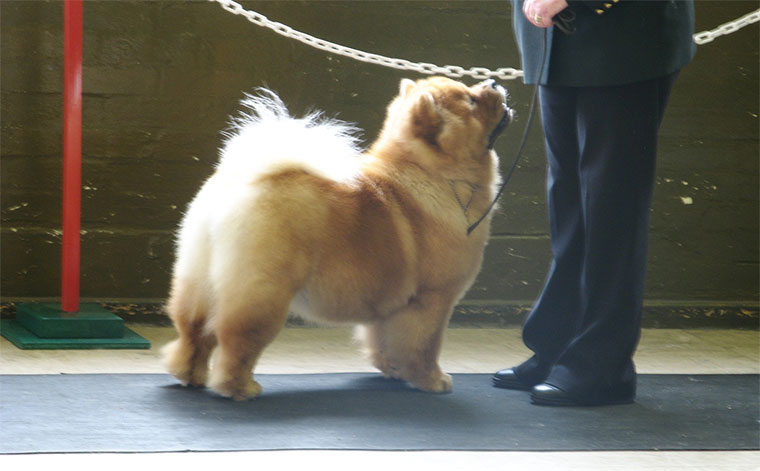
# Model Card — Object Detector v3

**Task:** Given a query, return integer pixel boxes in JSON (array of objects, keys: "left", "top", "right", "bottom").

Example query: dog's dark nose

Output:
[{"left": 481, "top": 79, "right": 496, "bottom": 89}]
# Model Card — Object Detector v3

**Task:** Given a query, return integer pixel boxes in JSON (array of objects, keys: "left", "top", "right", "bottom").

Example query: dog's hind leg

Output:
[
  {"left": 206, "top": 282, "right": 292, "bottom": 400},
  {"left": 372, "top": 292, "right": 456, "bottom": 393},
  {"left": 163, "top": 278, "right": 217, "bottom": 387}
]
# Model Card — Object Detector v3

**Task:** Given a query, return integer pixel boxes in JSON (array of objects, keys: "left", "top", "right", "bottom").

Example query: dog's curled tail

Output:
[{"left": 216, "top": 89, "right": 365, "bottom": 183}]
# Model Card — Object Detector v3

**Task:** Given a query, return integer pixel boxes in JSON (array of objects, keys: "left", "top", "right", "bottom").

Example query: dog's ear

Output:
[
  {"left": 411, "top": 91, "right": 441, "bottom": 145},
  {"left": 399, "top": 78, "right": 416, "bottom": 98}
]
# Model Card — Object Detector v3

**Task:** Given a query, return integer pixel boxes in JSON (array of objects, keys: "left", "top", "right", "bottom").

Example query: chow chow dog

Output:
[{"left": 163, "top": 77, "right": 512, "bottom": 400}]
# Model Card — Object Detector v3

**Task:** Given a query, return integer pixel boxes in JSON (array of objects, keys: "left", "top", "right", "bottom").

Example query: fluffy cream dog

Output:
[{"left": 163, "top": 77, "right": 512, "bottom": 400}]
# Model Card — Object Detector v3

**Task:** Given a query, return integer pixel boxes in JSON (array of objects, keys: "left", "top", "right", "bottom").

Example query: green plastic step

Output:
[
  {"left": 16, "top": 303, "right": 124, "bottom": 339},
  {"left": 0, "top": 303, "right": 150, "bottom": 350}
]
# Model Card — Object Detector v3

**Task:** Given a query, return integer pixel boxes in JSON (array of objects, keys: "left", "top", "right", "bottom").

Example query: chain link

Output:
[
  {"left": 693, "top": 8, "right": 760, "bottom": 44},
  {"left": 211, "top": 0, "right": 759, "bottom": 79}
]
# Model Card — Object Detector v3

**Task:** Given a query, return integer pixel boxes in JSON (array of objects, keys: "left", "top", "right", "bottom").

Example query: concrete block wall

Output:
[{"left": 2, "top": 1, "right": 757, "bottom": 324}]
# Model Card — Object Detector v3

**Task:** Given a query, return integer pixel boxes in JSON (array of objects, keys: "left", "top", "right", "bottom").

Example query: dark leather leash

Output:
[{"left": 466, "top": 9, "right": 575, "bottom": 235}]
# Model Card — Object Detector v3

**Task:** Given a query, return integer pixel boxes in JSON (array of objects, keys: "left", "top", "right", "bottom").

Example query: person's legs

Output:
[{"left": 535, "top": 73, "right": 679, "bottom": 405}]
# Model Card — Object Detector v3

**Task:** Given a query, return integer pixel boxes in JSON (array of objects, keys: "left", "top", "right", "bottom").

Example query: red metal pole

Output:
[{"left": 61, "top": 0, "right": 83, "bottom": 313}]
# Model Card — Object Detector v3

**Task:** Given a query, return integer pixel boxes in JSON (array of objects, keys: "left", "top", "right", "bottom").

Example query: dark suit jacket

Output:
[{"left": 512, "top": 0, "right": 696, "bottom": 86}]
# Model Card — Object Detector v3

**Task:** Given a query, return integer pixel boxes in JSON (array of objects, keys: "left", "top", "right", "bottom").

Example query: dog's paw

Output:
[
  {"left": 231, "top": 380, "right": 263, "bottom": 401},
  {"left": 162, "top": 340, "right": 193, "bottom": 384},
  {"left": 162, "top": 339, "right": 209, "bottom": 387},
  {"left": 210, "top": 376, "right": 263, "bottom": 401},
  {"left": 412, "top": 372, "right": 453, "bottom": 394},
  {"left": 376, "top": 363, "right": 402, "bottom": 380},
  {"left": 187, "top": 368, "right": 208, "bottom": 388},
  {"left": 171, "top": 366, "right": 209, "bottom": 389}
]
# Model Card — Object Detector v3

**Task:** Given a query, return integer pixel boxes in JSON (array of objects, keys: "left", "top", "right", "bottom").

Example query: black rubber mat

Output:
[{"left": 1, "top": 373, "right": 757, "bottom": 453}]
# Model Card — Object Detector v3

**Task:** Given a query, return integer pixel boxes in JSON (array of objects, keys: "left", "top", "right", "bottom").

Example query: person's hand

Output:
[{"left": 523, "top": 0, "right": 568, "bottom": 28}]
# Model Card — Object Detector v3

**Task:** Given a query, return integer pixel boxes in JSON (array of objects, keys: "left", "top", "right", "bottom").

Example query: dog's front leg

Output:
[{"left": 369, "top": 292, "right": 456, "bottom": 393}]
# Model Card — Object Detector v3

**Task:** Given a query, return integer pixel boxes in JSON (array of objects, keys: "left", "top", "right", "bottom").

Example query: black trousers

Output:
[{"left": 515, "top": 73, "right": 678, "bottom": 401}]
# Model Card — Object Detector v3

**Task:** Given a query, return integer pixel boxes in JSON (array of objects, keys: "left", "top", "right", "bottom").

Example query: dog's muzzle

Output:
[{"left": 488, "top": 103, "right": 514, "bottom": 149}]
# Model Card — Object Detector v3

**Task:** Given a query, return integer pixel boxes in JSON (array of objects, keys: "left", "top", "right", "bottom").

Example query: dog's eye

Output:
[{"left": 469, "top": 95, "right": 478, "bottom": 106}]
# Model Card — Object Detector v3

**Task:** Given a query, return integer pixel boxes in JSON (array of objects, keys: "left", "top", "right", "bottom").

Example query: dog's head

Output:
[{"left": 379, "top": 77, "right": 513, "bottom": 164}]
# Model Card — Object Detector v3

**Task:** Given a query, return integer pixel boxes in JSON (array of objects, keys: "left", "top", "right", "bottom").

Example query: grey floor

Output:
[{"left": 1, "top": 325, "right": 758, "bottom": 470}]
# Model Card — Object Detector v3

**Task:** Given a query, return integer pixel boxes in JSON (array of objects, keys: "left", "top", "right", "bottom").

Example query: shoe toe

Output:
[
  {"left": 492, "top": 368, "right": 532, "bottom": 391},
  {"left": 530, "top": 383, "right": 579, "bottom": 406},
  {"left": 531, "top": 382, "right": 635, "bottom": 407}
]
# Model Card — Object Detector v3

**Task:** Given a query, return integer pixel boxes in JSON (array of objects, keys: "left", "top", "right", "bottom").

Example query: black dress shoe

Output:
[
  {"left": 530, "top": 383, "right": 635, "bottom": 407},
  {"left": 492, "top": 368, "right": 536, "bottom": 391}
]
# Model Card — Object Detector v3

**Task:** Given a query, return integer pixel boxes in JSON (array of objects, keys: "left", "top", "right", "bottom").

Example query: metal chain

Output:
[
  {"left": 211, "top": 0, "right": 759, "bottom": 79},
  {"left": 211, "top": 0, "right": 524, "bottom": 80},
  {"left": 693, "top": 8, "right": 760, "bottom": 44}
]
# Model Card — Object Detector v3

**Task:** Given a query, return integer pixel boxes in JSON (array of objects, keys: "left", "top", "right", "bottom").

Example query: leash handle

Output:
[
  {"left": 554, "top": 9, "right": 577, "bottom": 35},
  {"left": 467, "top": 29, "right": 549, "bottom": 235}
]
